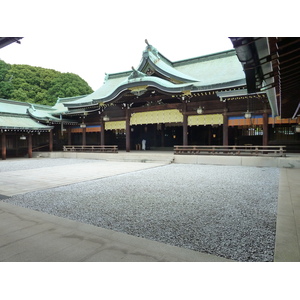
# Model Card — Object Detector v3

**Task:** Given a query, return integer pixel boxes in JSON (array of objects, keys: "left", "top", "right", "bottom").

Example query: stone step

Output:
[
  {"left": 31, "top": 151, "right": 300, "bottom": 168},
  {"left": 32, "top": 151, "right": 174, "bottom": 164}
]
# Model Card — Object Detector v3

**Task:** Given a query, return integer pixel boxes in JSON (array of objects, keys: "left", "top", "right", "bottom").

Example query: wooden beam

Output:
[
  {"left": 281, "top": 81, "right": 300, "bottom": 90},
  {"left": 277, "top": 46, "right": 300, "bottom": 58},
  {"left": 131, "top": 103, "right": 180, "bottom": 113},
  {"left": 279, "top": 70, "right": 300, "bottom": 82},
  {"left": 278, "top": 54, "right": 300, "bottom": 69},
  {"left": 277, "top": 38, "right": 300, "bottom": 49}
]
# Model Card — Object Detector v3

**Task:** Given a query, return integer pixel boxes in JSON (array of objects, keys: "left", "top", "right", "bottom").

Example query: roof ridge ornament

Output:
[
  {"left": 128, "top": 67, "right": 146, "bottom": 81},
  {"left": 144, "top": 39, "right": 159, "bottom": 58}
]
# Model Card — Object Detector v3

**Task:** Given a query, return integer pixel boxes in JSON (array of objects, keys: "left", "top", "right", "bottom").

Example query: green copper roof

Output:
[
  {"left": 63, "top": 74, "right": 129, "bottom": 108},
  {"left": 0, "top": 98, "right": 75, "bottom": 128},
  {"left": 0, "top": 114, "right": 53, "bottom": 131},
  {"left": 173, "top": 50, "right": 245, "bottom": 86},
  {"left": 0, "top": 98, "right": 31, "bottom": 115},
  {"left": 63, "top": 43, "right": 246, "bottom": 108},
  {"left": 138, "top": 44, "right": 201, "bottom": 83},
  {"left": 64, "top": 74, "right": 197, "bottom": 108},
  {"left": 27, "top": 104, "right": 76, "bottom": 123}
]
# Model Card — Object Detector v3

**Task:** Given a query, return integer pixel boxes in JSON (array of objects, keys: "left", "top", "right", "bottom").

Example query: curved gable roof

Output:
[
  {"left": 137, "top": 43, "right": 201, "bottom": 83},
  {"left": 63, "top": 42, "right": 246, "bottom": 109}
]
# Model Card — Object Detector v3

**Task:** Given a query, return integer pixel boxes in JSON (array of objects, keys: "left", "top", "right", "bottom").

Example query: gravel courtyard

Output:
[{"left": 1, "top": 158, "right": 280, "bottom": 262}]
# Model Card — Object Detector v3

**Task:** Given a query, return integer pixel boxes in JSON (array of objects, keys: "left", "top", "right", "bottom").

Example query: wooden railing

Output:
[
  {"left": 174, "top": 145, "right": 286, "bottom": 157},
  {"left": 63, "top": 145, "right": 118, "bottom": 153}
]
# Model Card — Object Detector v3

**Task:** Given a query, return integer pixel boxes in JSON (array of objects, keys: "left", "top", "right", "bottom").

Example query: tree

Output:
[
  {"left": 0, "top": 60, "right": 13, "bottom": 99},
  {"left": 48, "top": 72, "right": 93, "bottom": 99},
  {"left": 0, "top": 80, "right": 14, "bottom": 99},
  {"left": 10, "top": 88, "right": 28, "bottom": 102},
  {"left": 0, "top": 59, "right": 10, "bottom": 80},
  {"left": 0, "top": 59, "right": 93, "bottom": 105}
]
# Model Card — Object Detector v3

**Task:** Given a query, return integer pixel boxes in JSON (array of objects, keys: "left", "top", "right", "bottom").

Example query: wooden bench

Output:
[
  {"left": 174, "top": 145, "right": 286, "bottom": 157},
  {"left": 63, "top": 145, "right": 118, "bottom": 153}
]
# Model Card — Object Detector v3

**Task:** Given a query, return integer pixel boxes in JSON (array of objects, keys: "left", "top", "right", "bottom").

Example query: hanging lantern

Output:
[
  {"left": 244, "top": 110, "right": 252, "bottom": 119},
  {"left": 103, "top": 115, "right": 110, "bottom": 121},
  {"left": 197, "top": 106, "right": 203, "bottom": 114}
]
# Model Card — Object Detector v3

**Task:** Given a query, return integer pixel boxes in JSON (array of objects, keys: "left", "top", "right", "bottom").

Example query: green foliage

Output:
[
  {"left": 48, "top": 73, "right": 93, "bottom": 99},
  {"left": 0, "top": 60, "right": 13, "bottom": 98},
  {"left": 0, "top": 59, "right": 93, "bottom": 106}
]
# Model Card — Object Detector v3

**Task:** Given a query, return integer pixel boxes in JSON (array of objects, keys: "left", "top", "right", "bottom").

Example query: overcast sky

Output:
[
  {"left": 1, "top": 1, "right": 294, "bottom": 91},
  {"left": 1, "top": 0, "right": 289, "bottom": 91},
  {"left": 0, "top": 35, "right": 233, "bottom": 91}
]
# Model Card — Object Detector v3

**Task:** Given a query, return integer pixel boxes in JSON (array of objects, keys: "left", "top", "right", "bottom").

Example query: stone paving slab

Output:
[
  {"left": 0, "top": 201, "right": 232, "bottom": 262},
  {"left": 0, "top": 160, "right": 166, "bottom": 197},
  {"left": 274, "top": 168, "right": 300, "bottom": 262}
]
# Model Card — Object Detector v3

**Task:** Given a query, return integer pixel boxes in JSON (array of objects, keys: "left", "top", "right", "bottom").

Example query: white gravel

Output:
[{"left": 2, "top": 162, "right": 280, "bottom": 262}]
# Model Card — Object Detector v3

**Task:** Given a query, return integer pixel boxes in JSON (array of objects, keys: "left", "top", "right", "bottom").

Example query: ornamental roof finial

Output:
[
  {"left": 145, "top": 39, "right": 150, "bottom": 46},
  {"left": 128, "top": 67, "right": 146, "bottom": 80}
]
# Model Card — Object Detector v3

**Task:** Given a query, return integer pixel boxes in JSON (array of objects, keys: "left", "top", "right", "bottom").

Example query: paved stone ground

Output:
[{"left": 0, "top": 158, "right": 280, "bottom": 262}]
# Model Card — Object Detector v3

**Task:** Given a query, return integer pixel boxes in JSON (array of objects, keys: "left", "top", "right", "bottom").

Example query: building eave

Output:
[
  {"left": 0, "top": 113, "right": 54, "bottom": 132},
  {"left": 230, "top": 37, "right": 279, "bottom": 117}
]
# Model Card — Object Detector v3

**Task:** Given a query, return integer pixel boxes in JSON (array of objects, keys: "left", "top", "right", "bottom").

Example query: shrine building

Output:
[{"left": 1, "top": 38, "right": 300, "bottom": 159}]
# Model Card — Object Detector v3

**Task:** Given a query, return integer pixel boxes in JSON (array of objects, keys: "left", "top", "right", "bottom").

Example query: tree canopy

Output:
[{"left": 0, "top": 59, "right": 93, "bottom": 106}]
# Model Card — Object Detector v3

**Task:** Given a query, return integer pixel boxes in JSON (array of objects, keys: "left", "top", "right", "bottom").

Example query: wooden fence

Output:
[
  {"left": 63, "top": 145, "right": 118, "bottom": 153},
  {"left": 174, "top": 145, "right": 286, "bottom": 156}
]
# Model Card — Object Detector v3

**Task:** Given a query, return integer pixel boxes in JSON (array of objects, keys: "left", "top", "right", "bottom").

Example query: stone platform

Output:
[{"left": 33, "top": 150, "right": 300, "bottom": 168}]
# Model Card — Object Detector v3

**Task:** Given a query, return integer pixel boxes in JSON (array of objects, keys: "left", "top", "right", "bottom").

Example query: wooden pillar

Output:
[
  {"left": 208, "top": 126, "right": 212, "bottom": 145},
  {"left": 153, "top": 125, "right": 157, "bottom": 147},
  {"left": 27, "top": 133, "right": 32, "bottom": 158},
  {"left": 28, "top": 133, "right": 32, "bottom": 158},
  {"left": 182, "top": 101, "right": 188, "bottom": 146},
  {"left": 263, "top": 112, "right": 268, "bottom": 146},
  {"left": 100, "top": 119, "right": 105, "bottom": 146},
  {"left": 183, "top": 114, "right": 188, "bottom": 146},
  {"left": 49, "top": 130, "right": 53, "bottom": 152},
  {"left": 15, "top": 134, "right": 19, "bottom": 157},
  {"left": 161, "top": 124, "right": 165, "bottom": 147},
  {"left": 223, "top": 113, "right": 229, "bottom": 146},
  {"left": 1, "top": 132, "right": 6, "bottom": 160},
  {"left": 82, "top": 127, "right": 86, "bottom": 146},
  {"left": 67, "top": 127, "right": 72, "bottom": 145},
  {"left": 126, "top": 108, "right": 131, "bottom": 152}
]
